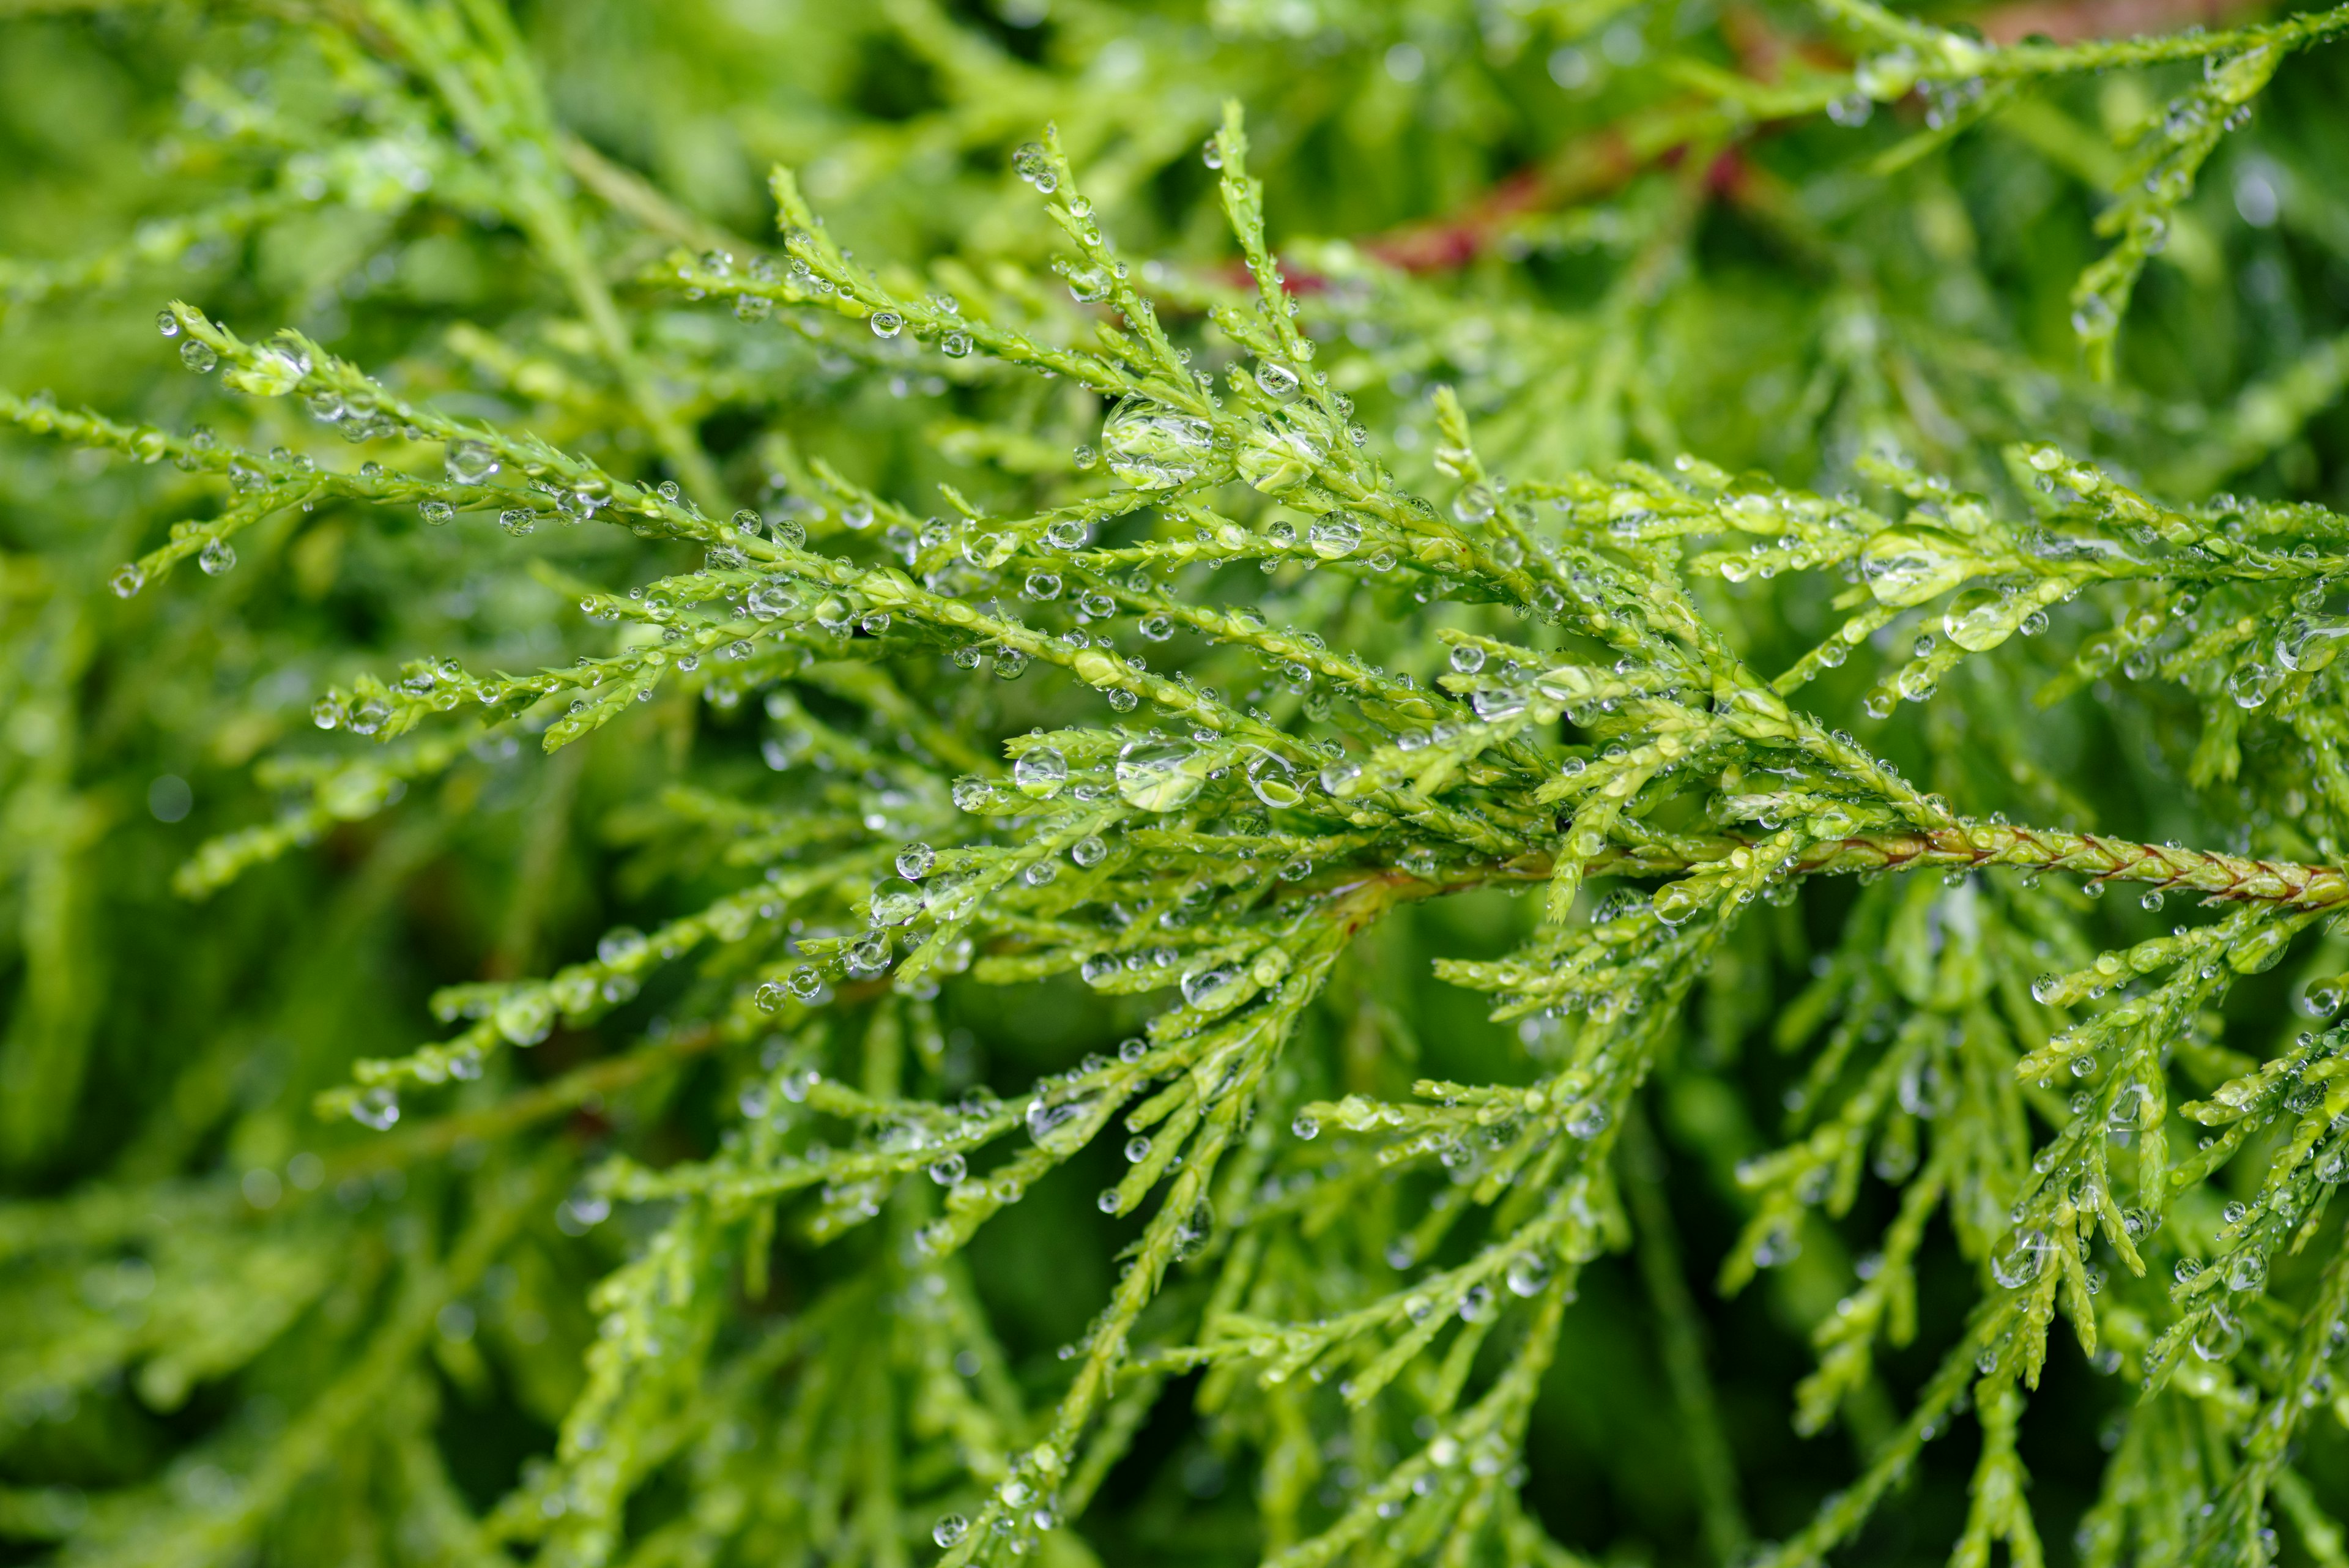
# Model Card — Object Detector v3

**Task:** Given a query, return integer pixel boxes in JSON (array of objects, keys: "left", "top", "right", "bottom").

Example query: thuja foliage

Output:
[{"left": 14, "top": 2, "right": 2349, "bottom": 1566}]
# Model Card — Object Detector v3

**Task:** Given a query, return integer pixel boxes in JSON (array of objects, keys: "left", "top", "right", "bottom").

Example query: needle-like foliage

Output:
[{"left": 9, "top": 1, "right": 2349, "bottom": 1565}]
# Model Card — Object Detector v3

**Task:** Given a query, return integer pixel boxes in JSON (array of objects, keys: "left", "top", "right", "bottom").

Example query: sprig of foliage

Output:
[{"left": 11, "top": 1, "right": 2349, "bottom": 1566}]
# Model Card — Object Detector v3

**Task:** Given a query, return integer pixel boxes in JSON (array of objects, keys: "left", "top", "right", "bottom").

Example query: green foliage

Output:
[{"left": 11, "top": 1, "right": 2349, "bottom": 1565}]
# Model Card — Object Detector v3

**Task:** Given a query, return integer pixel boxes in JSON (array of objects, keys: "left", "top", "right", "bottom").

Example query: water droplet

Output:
[
  {"left": 748, "top": 577, "right": 803, "bottom": 621},
  {"left": 1991, "top": 1228, "right": 2050, "bottom": 1288},
  {"left": 353, "top": 1087, "right": 400, "bottom": 1131},
  {"left": 871, "top": 879, "right": 927, "bottom": 926},
  {"left": 1071, "top": 835, "right": 1107, "bottom": 868},
  {"left": 1014, "top": 745, "right": 1069, "bottom": 798},
  {"left": 933, "top": 1514, "right": 969, "bottom": 1548},
  {"left": 445, "top": 440, "right": 499, "bottom": 485},
  {"left": 870, "top": 310, "right": 904, "bottom": 339},
  {"left": 1026, "top": 1088, "right": 1106, "bottom": 1155},
  {"left": 897, "top": 843, "right": 936, "bottom": 879},
  {"left": 495, "top": 992, "right": 554, "bottom": 1046},
  {"left": 1452, "top": 486, "right": 1496, "bottom": 523},
  {"left": 929, "top": 1153, "right": 966, "bottom": 1186},
  {"left": 1505, "top": 1252, "right": 1552, "bottom": 1296},
  {"left": 1319, "top": 759, "right": 1363, "bottom": 797},
  {"left": 1247, "top": 751, "right": 1301, "bottom": 808},
  {"left": 1449, "top": 644, "right": 1486, "bottom": 674},
  {"left": 179, "top": 340, "right": 217, "bottom": 373},
  {"left": 844, "top": 931, "right": 892, "bottom": 979},
  {"left": 1858, "top": 528, "right": 1975, "bottom": 608},
  {"left": 597, "top": 927, "right": 647, "bottom": 965},
  {"left": 111, "top": 562, "right": 146, "bottom": 598},
  {"left": 1942, "top": 586, "right": 2017, "bottom": 652},
  {"left": 1307, "top": 517, "right": 1361, "bottom": 559},
  {"left": 1652, "top": 882, "right": 1701, "bottom": 926},
  {"left": 2192, "top": 1310, "right": 2244, "bottom": 1361},
  {"left": 419, "top": 499, "right": 454, "bottom": 524},
  {"left": 1181, "top": 965, "right": 1244, "bottom": 1010},
  {"left": 2228, "top": 661, "right": 2279, "bottom": 709},
  {"left": 1173, "top": 1198, "right": 1214, "bottom": 1260},
  {"left": 156, "top": 310, "right": 181, "bottom": 338},
  {"left": 1116, "top": 738, "right": 1205, "bottom": 812},
  {"left": 1256, "top": 362, "right": 1299, "bottom": 398},
  {"left": 1291, "top": 1112, "right": 1319, "bottom": 1140},
  {"left": 1102, "top": 395, "right": 1215, "bottom": 490}
]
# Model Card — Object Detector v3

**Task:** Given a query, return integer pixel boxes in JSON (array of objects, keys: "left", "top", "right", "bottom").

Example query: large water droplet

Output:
[
  {"left": 1308, "top": 517, "right": 1362, "bottom": 559},
  {"left": 1942, "top": 586, "right": 2017, "bottom": 652},
  {"left": 1013, "top": 745, "right": 1069, "bottom": 798},
  {"left": 1858, "top": 527, "right": 1976, "bottom": 608},
  {"left": 1102, "top": 396, "right": 1216, "bottom": 490},
  {"left": 748, "top": 578, "right": 803, "bottom": 620},
  {"left": 1026, "top": 1088, "right": 1108, "bottom": 1155},
  {"left": 445, "top": 439, "right": 499, "bottom": 485},
  {"left": 1181, "top": 965, "right": 1246, "bottom": 1011},
  {"left": 2276, "top": 614, "right": 2349, "bottom": 673},
  {"left": 1990, "top": 1227, "right": 2050, "bottom": 1288},
  {"left": 495, "top": 992, "right": 554, "bottom": 1046},
  {"left": 353, "top": 1087, "right": 400, "bottom": 1131},
  {"left": 1247, "top": 751, "right": 1301, "bottom": 808},
  {"left": 870, "top": 878, "right": 927, "bottom": 926},
  {"left": 1116, "top": 738, "right": 1206, "bottom": 812}
]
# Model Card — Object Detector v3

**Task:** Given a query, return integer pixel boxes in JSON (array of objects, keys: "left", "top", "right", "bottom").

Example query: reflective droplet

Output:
[
  {"left": 1505, "top": 1252, "right": 1552, "bottom": 1297},
  {"left": 870, "top": 879, "right": 927, "bottom": 926},
  {"left": 495, "top": 992, "right": 554, "bottom": 1046},
  {"left": 445, "top": 439, "right": 499, "bottom": 485},
  {"left": 1247, "top": 751, "right": 1301, "bottom": 808},
  {"left": 1115, "top": 738, "right": 1205, "bottom": 812},
  {"left": 1308, "top": 517, "right": 1361, "bottom": 559},
  {"left": 1858, "top": 528, "right": 1975, "bottom": 608},
  {"left": 353, "top": 1087, "right": 400, "bottom": 1131},
  {"left": 1013, "top": 745, "right": 1069, "bottom": 799},
  {"left": 1942, "top": 587, "right": 2017, "bottom": 652},
  {"left": 179, "top": 340, "right": 217, "bottom": 373},
  {"left": 1991, "top": 1228, "right": 2050, "bottom": 1288},
  {"left": 748, "top": 577, "right": 803, "bottom": 621},
  {"left": 1181, "top": 965, "right": 1244, "bottom": 1010},
  {"left": 597, "top": 927, "right": 648, "bottom": 965},
  {"left": 1026, "top": 1088, "right": 1106, "bottom": 1155},
  {"left": 897, "top": 843, "right": 935, "bottom": 879},
  {"left": 1102, "top": 395, "right": 1215, "bottom": 491}
]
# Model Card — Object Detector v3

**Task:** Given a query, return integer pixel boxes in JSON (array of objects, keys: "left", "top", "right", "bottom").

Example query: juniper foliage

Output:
[{"left": 9, "top": 1, "right": 2349, "bottom": 1565}]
